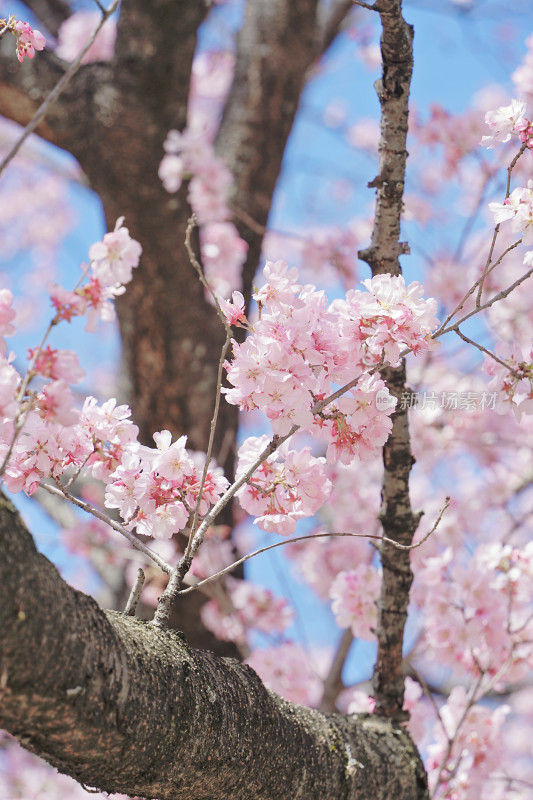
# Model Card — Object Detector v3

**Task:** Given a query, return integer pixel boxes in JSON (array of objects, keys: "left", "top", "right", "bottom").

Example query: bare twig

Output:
[
  {"left": 124, "top": 568, "right": 145, "bottom": 616},
  {"left": 319, "top": 629, "right": 354, "bottom": 712},
  {"left": 40, "top": 482, "right": 173, "bottom": 574},
  {"left": 183, "top": 217, "right": 233, "bottom": 560},
  {"left": 178, "top": 498, "right": 449, "bottom": 597},
  {"left": 453, "top": 329, "right": 520, "bottom": 376}
]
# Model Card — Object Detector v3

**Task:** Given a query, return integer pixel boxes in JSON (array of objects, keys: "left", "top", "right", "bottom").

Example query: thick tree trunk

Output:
[{"left": 0, "top": 498, "right": 428, "bottom": 800}]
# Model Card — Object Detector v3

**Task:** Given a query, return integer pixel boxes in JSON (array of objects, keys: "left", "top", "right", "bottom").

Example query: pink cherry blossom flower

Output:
[
  {"left": 158, "top": 153, "right": 185, "bottom": 193},
  {"left": 56, "top": 11, "right": 116, "bottom": 64},
  {"left": 0, "top": 289, "right": 15, "bottom": 354},
  {"left": 29, "top": 345, "right": 85, "bottom": 384},
  {"left": 330, "top": 564, "right": 381, "bottom": 640},
  {"left": 48, "top": 282, "right": 86, "bottom": 322},
  {"left": 36, "top": 380, "right": 79, "bottom": 426},
  {"left": 0, "top": 355, "right": 20, "bottom": 420},
  {"left": 481, "top": 99, "right": 527, "bottom": 148},
  {"left": 88, "top": 217, "right": 142, "bottom": 287},
  {"left": 218, "top": 290, "right": 247, "bottom": 327},
  {"left": 13, "top": 20, "right": 45, "bottom": 62},
  {"left": 236, "top": 435, "right": 332, "bottom": 535}
]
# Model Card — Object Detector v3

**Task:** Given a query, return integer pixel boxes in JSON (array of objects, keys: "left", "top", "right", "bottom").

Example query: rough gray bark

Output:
[
  {"left": 359, "top": 0, "right": 420, "bottom": 718},
  {"left": 0, "top": 497, "right": 428, "bottom": 800}
]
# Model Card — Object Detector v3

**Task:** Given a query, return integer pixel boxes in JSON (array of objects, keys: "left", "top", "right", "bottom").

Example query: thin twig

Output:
[
  {"left": 0, "top": 0, "right": 120, "bottom": 178},
  {"left": 178, "top": 497, "right": 450, "bottom": 596},
  {"left": 476, "top": 143, "right": 527, "bottom": 306},
  {"left": 228, "top": 203, "right": 267, "bottom": 235},
  {"left": 124, "top": 568, "right": 145, "bottom": 616},
  {"left": 435, "top": 266, "right": 533, "bottom": 339},
  {"left": 183, "top": 217, "right": 233, "bottom": 560},
  {"left": 453, "top": 328, "right": 521, "bottom": 376},
  {"left": 40, "top": 481, "right": 173, "bottom": 574},
  {"left": 184, "top": 215, "right": 231, "bottom": 331}
]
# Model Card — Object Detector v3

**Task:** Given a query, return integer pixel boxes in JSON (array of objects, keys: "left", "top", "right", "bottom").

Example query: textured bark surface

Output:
[
  {"left": 0, "top": 498, "right": 428, "bottom": 800},
  {"left": 216, "top": 0, "right": 320, "bottom": 299},
  {"left": 358, "top": 0, "right": 419, "bottom": 718}
]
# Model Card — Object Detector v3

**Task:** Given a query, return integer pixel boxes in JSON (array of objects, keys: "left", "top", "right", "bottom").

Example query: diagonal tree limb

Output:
[
  {"left": 317, "top": 0, "right": 355, "bottom": 55},
  {"left": 0, "top": 496, "right": 428, "bottom": 800}
]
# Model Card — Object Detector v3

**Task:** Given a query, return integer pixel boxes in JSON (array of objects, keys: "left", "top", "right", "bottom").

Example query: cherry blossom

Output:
[
  {"left": 218, "top": 290, "right": 247, "bottom": 327},
  {"left": 329, "top": 564, "right": 381, "bottom": 640},
  {"left": 0, "top": 288, "right": 15, "bottom": 354},
  {"left": 88, "top": 217, "right": 142, "bottom": 287},
  {"left": 488, "top": 181, "right": 533, "bottom": 244},
  {"left": 236, "top": 435, "right": 332, "bottom": 535},
  {"left": 56, "top": 11, "right": 116, "bottom": 64},
  {"left": 12, "top": 20, "right": 45, "bottom": 63},
  {"left": 480, "top": 99, "right": 527, "bottom": 148},
  {"left": 201, "top": 578, "right": 294, "bottom": 644}
]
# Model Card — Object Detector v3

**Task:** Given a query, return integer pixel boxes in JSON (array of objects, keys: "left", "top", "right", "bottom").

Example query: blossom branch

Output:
[
  {"left": 40, "top": 481, "right": 173, "bottom": 574},
  {"left": 475, "top": 143, "right": 527, "bottom": 305},
  {"left": 453, "top": 328, "right": 521, "bottom": 377},
  {"left": 435, "top": 265, "right": 533, "bottom": 338},
  {"left": 177, "top": 498, "right": 449, "bottom": 597}
]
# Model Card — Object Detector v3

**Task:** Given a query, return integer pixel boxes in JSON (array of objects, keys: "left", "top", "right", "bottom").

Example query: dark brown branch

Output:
[
  {"left": 319, "top": 629, "right": 354, "bottom": 712},
  {"left": 358, "top": 0, "right": 418, "bottom": 719},
  {"left": 0, "top": 497, "right": 428, "bottom": 800},
  {"left": 19, "top": 0, "right": 72, "bottom": 37},
  {"left": 216, "top": 0, "right": 321, "bottom": 303},
  {"left": 318, "top": 0, "right": 355, "bottom": 54}
]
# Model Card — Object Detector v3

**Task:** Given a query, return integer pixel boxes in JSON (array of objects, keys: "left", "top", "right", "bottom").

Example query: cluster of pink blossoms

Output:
[
  {"left": 426, "top": 686, "right": 510, "bottom": 800},
  {"left": 236, "top": 435, "right": 332, "bottom": 535},
  {"left": 413, "top": 543, "right": 533, "bottom": 682},
  {"left": 201, "top": 577, "right": 294, "bottom": 644},
  {"left": 223, "top": 261, "right": 439, "bottom": 464},
  {"left": 489, "top": 180, "right": 533, "bottom": 246},
  {"left": 159, "top": 127, "right": 248, "bottom": 299},
  {"left": 329, "top": 564, "right": 381, "bottom": 640},
  {"left": 481, "top": 99, "right": 533, "bottom": 151},
  {"left": 483, "top": 341, "right": 533, "bottom": 418},
  {"left": 104, "top": 429, "right": 229, "bottom": 539},
  {"left": 1, "top": 18, "right": 46, "bottom": 62},
  {"left": 48, "top": 217, "right": 142, "bottom": 332}
]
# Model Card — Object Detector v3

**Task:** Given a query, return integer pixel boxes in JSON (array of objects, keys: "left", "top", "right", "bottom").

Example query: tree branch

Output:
[
  {"left": 216, "top": 0, "right": 322, "bottom": 302},
  {"left": 18, "top": 0, "right": 72, "bottom": 37},
  {"left": 0, "top": 496, "right": 428, "bottom": 800},
  {"left": 357, "top": 0, "right": 418, "bottom": 719},
  {"left": 317, "top": 0, "right": 355, "bottom": 55}
]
